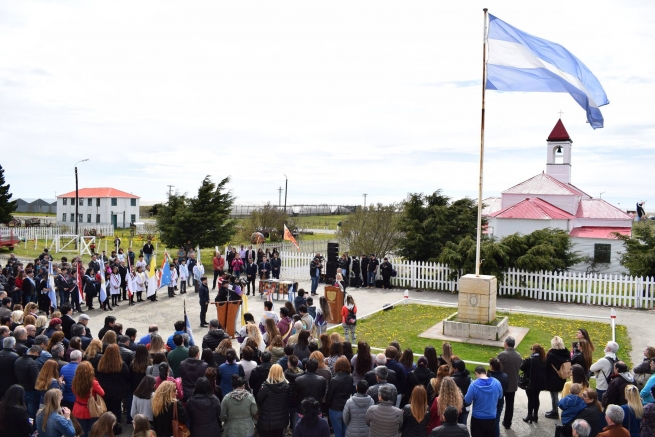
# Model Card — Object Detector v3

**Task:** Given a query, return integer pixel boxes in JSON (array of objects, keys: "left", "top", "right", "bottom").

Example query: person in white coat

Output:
[
  {"left": 179, "top": 260, "right": 189, "bottom": 295},
  {"left": 193, "top": 263, "right": 204, "bottom": 292},
  {"left": 110, "top": 266, "right": 121, "bottom": 307},
  {"left": 135, "top": 266, "right": 146, "bottom": 302}
]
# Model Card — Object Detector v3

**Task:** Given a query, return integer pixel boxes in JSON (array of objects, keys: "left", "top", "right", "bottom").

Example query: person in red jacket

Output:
[
  {"left": 212, "top": 252, "right": 225, "bottom": 291},
  {"left": 72, "top": 361, "right": 105, "bottom": 437},
  {"left": 341, "top": 295, "right": 357, "bottom": 343}
]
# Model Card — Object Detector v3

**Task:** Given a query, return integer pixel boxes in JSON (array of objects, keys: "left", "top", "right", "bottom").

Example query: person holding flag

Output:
[
  {"left": 98, "top": 256, "right": 111, "bottom": 311},
  {"left": 167, "top": 262, "right": 178, "bottom": 298},
  {"left": 110, "top": 266, "right": 121, "bottom": 307},
  {"left": 134, "top": 265, "right": 146, "bottom": 302},
  {"left": 83, "top": 268, "right": 97, "bottom": 310},
  {"left": 55, "top": 266, "right": 72, "bottom": 307},
  {"left": 44, "top": 262, "right": 57, "bottom": 316},
  {"left": 126, "top": 264, "right": 136, "bottom": 306},
  {"left": 147, "top": 255, "right": 158, "bottom": 302},
  {"left": 71, "top": 259, "right": 84, "bottom": 314}
]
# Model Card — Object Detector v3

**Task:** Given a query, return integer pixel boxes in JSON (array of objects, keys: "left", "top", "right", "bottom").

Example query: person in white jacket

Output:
[
  {"left": 135, "top": 266, "right": 146, "bottom": 302},
  {"left": 178, "top": 259, "right": 189, "bottom": 294},
  {"left": 589, "top": 340, "right": 619, "bottom": 401},
  {"left": 193, "top": 263, "right": 204, "bottom": 292}
]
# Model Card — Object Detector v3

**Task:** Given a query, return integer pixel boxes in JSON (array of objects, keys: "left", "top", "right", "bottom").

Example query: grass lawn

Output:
[
  {"left": 355, "top": 304, "right": 632, "bottom": 373},
  {"left": 293, "top": 215, "right": 347, "bottom": 230}
]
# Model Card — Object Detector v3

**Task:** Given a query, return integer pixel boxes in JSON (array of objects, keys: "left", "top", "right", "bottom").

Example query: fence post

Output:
[
  {"left": 411, "top": 260, "right": 416, "bottom": 289},
  {"left": 637, "top": 276, "right": 643, "bottom": 309}
]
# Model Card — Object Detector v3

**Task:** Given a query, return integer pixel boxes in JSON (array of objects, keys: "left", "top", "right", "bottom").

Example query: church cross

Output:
[{"left": 558, "top": 110, "right": 564, "bottom": 118}]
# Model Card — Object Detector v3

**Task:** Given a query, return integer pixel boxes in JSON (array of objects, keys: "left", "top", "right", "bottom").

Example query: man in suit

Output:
[
  {"left": 245, "top": 246, "right": 256, "bottom": 265},
  {"left": 55, "top": 267, "right": 73, "bottom": 307},
  {"left": 198, "top": 277, "right": 209, "bottom": 328},
  {"left": 245, "top": 258, "right": 258, "bottom": 296},
  {"left": 88, "top": 255, "right": 100, "bottom": 274},
  {"left": 60, "top": 304, "right": 76, "bottom": 340}
]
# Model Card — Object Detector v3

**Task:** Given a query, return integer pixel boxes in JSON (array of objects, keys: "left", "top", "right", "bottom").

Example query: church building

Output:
[{"left": 483, "top": 119, "right": 632, "bottom": 273}]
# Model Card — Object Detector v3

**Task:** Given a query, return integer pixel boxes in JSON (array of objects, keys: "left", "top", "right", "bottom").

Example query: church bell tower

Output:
[{"left": 546, "top": 119, "right": 572, "bottom": 184}]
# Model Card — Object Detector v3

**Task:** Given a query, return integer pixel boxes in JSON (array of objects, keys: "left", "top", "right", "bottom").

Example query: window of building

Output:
[
  {"left": 130, "top": 199, "right": 136, "bottom": 206},
  {"left": 79, "top": 198, "right": 84, "bottom": 206},
  {"left": 96, "top": 214, "right": 101, "bottom": 223},
  {"left": 111, "top": 198, "right": 117, "bottom": 206},
  {"left": 87, "top": 214, "right": 91, "bottom": 223},
  {"left": 62, "top": 198, "right": 67, "bottom": 206},
  {"left": 130, "top": 214, "right": 136, "bottom": 223},
  {"left": 70, "top": 214, "right": 74, "bottom": 222},
  {"left": 594, "top": 244, "right": 611, "bottom": 264},
  {"left": 96, "top": 198, "right": 101, "bottom": 207},
  {"left": 87, "top": 198, "right": 92, "bottom": 206},
  {"left": 62, "top": 213, "right": 67, "bottom": 222},
  {"left": 78, "top": 214, "right": 83, "bottom": 222}
]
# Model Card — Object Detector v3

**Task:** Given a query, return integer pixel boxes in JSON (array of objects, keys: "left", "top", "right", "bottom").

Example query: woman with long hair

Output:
[
  {"left": 96, "top": 344, "right": 129, "bottom": 434},
  {"left": 399, "top": 348, "right": 417, "bottom": 376},
  {"left": 245, "top": 324, "right": 265, "bottom": 352},
  {"left": 204, "top": 367, "right": 222, "bottom": 399},
  {"left": 155, "top": 363, "right": 183, "bottom": 399},
  {"left": 284, "top": 301, "right": 296, "bottom": 318},
  {"left": 571, "top": 338, "right": 593, "bottom": 375},
  {"left": 256, "top": 364, "right": 290, "bottom": 437},
  {"left": 218, "top": 348, "right": 242, "bottom": 396},
  {"left": 293, "top": 330, "right": 311, "bottom": 362},
  {"left": 129, "top": 345, "right": 150, "bottom": 400},
  {"left": 36, "top": 360, "right": 65, "bottom": 403},
  {"left": 35, "top": 388, "right": 76, "bottom": 437},
  {"left": 267, "top": 335, "right": 285, "bottom": 364},
  {"left": 326, "top": 357, "right": 353, "bottom": 437},
  {"left": 407, "top": 357, "right": 436, "bottom": 400},
  {"left": 294, "top": 397, "right": 329, "bottom": 437},
  {"left": 578, "top": 389, "right": 602, "bottom": 437},
  {"left": 147, "top": 334, "right": 168, "bottom": 356},
  {"left": 201, "top": 348, "right": 218, "bottom": 369},
  {"left": 186, "top": 377, "right": 222, "bottom": 437},
  {"left": 351, "top": 341, "right": 375, "bottom": 385},
  {"left": 83, "top": 340, "right": 104, "bottom": 371},
  {"left": 573, "top": 328, "right": 595, "bottom": 354},
  {"left": 239, "top": 346, "right": 258, "bottom": 381},
  {"left": 152, "top": 381, "right": 188, "bottom": 437},
  {"left": 621, "top": 385, "right": 643, "bottom": 437},
  {"left": 130, "top": 375, "right": 156, "bottom": 422},
  {"left": 427, "top": 364, "right": 451, "bottom": 402},
  {"left": 215, "top": 338, "right": 234, "bottom": 365},
  {"left": 438, "top": 343, "right": 453, "bottom": 368},
  {"left": 545, "top": 336, "right": 571, "bottom": 419},
  {"left": 315, "top": 296, "right": 331, "bottom": 336},
  {"left": 319, "top": 334, "right": 332, "bottom": 357},
  {"left": 0, "top": 385, "right": 32, "bottom": 437},
  {"left": 89, "top": 412, "right": 116, "bottom": 437},
  {"left": 65, "top": 337, "right": 82, "bottom": 362},
  {"left": 146, "top": 353, "right": 167, "bottom": 378},
  {"left": 71, "top": 361, "right": 104, "bottom": 437},
  {"left": 341, "top": 295, "right": 357, "bottom": 343},
  {"left": 427, "top": 376, "right": 463, "bottom": 432},
  {"left": 562, "top": 364, "right": 589, "bottom": 398},
  {"left": 326, "top": 342, "right": 344, "bottom": 377},
  {"left": 46, "top": 331, "right": 65, "bottom": 353},
  {"left": 35, "top": 314, "right": 48, "bottom": 336},
  {"left": 220, "top": 375, "right": 258, "bottom": 437},
  {"left": 402, "top": 385, "right": 430, "bottom": 437},
  {"left": 100, "top": 330, "right": 117, "bottom": 352},
  {"left": 263, "top": 318, "right": 281, "bottom": 346},
  {"left": 131, "top": 413, "right": 155, "bottom": 437},
  {"left": 521, "top": 343, "right": 548, "bottom": 424},
  {"left": 309, "top": 350, "right": 332, "bottom": 386},
  {"left": 424, "top": 346, "right": 439, "bottom": 374}
]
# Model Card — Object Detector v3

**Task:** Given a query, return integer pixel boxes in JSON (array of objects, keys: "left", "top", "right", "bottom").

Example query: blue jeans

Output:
[
  {"left": 144, "top": 253, "right": 152, "bottom": 266},
  {"left": 329, "top": 409, "right": 345, "bottom": 437},
  {"left": 311, "top": 276, "right": 319, "bottom": 294},
  {"left": 24, "top": 390, "right": 40, "bottom": 419},
  {"left": 59, "top": 291, "right": 69, "bottom": 306},
  {"left": 367, "top": 271, "right": 376, "bottom": 287},
  {"left": 458, "top": 408, "right": 469, "bottom": 426},
  {"left": 495, "top": 401, "right": 504, "bottom": 437}
]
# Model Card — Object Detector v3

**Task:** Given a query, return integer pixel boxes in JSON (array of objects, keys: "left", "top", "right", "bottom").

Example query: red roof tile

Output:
[
  {"left": 569, "top": 227, "right": 631, "bottom": 239},
  {"left": 547, "top": 119, "right": 571, "bottom": 141},
  {"left": 576, "top": 199, "right": 632, "bottom": 220},
  {"left": 503, "top": 172, "right": 589, "bottom": 197},
  {"left": 57, "top": 188, "right": 139, "bottom": 199},
  {"left": 490, "top": 197, "right": 575, "bottom": 220}
]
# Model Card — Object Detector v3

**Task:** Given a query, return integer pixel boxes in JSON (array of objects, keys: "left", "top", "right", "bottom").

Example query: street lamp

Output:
[
  {"left": 75, "top": 159, "right": 89, "bottom": 238},
  {"left": 283, "top": 174, "right": 288, "bottom": 213}
]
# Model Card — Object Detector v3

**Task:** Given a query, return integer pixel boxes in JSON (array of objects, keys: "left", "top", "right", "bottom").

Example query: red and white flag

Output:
[{"left": 283, "top": 224, "right": 300, "bottom": 251}]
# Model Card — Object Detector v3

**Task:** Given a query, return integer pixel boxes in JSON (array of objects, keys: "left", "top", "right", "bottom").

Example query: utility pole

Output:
[
  {"left": 363, "top": 193, "right": 367, "bottom": 208},
  {"left": 167, "top": 185, "right": 174, "bottom": 198},
  {"left": 283, "top": 174, "right": 288, "bottom": 213},
  {"left": 74, "top": 159, "right": 89, "bottom": 248},
  {"left": 277, "top": 187, "right": 283, "bottom": 207}
]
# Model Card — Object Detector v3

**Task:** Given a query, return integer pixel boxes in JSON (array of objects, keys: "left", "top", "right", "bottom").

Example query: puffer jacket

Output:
[
  {"left": 14, "top": 354, "right": 39, "bottom": 391},
  {"left": 202, "top": 329, "right": 230, "bottom": 352},
  {"left": 186, "top": 394, "right": 222, "bottom": 437},
  {"left": 220, "top": 388, "right": 258, "bottom": 437},
  {"left": 558, "top": 394, "right": 587, "bottom": 425},
  {"left": 249, "top": 361, "right": 272, "bottom": 397},
  {"left": 603, "top": 372, "right": 635, "bottom": 408},
  {"left": 365, "top": 400, "right": 403, "bottom": 437},
  {"left": 546, "top": 348, "right": 571, "bottom": 392},
  {"left": 406, "top": 366, "right": 435, "bottom": 396},
  {"left": 256, "top": 381, "right": 290, "bottom": 431},
  {"left": 180, "top": 358, "right": 208, "bottom": 402},
  {"left": 343, "top": 393, "right": 375, "bottom": 437}
]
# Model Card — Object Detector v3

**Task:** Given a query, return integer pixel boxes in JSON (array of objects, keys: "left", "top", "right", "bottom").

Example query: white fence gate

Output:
[{"left": 0, "top": 225, "right": 114, "bottom": 240}]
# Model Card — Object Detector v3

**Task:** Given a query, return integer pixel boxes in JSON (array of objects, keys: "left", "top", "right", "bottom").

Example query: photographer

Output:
[{"left": 309, "top": 254, "right": 323, "bottom": 296}]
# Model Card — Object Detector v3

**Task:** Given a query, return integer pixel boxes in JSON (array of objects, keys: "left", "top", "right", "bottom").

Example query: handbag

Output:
[
  {"left": 634, "top": 372, "right": 650, "bottom": 390},
  {"left": 87, "top": 390, "right": 107, "bottom": 418},
  {"left": 518, "top": 356, "right": 533, "bottom": 390},
  {"left": 172, "top": 401, "right": 190, "bottom": 437}
]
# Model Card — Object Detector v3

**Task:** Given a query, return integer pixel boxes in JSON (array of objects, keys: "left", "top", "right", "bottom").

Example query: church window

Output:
[{"left": 594, "top": 244, "right": 611, "bottom": 263}]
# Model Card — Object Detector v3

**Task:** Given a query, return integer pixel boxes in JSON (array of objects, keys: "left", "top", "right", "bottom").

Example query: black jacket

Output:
[
  {"left": 351, "top": 258, "right": 361, "bottom": 275},
  {"left": 119, "top": 345, "right": 135, "bottom": 367},
  {"left": 180, "top": 358, "right": 208, "bottom": 402},
  {"left": 406, "top": 366, "right": 435, "bottom": 396},
  {"left": 546, "top": 348, "right": 571, "bottom": 392},
  {"left": 14, "top": 354, "right": 39, "bottom": 391},
  {"left": 294, "top": 371, "right": 326, "bottom": 414},
  {"left": 326, "top": 371, "right": 353, "bottom": 411},
  {"left": 451, "top": 370, "right": 472, "bottom": 401},
  {"left": 202, "top": 329, "right": 230, "bottom": 352},
  {"left": 520, "top": 354, "right": 548, "bottom": 391},
  {"left": 61, "top": 314, "right": 76, "bottom": 340},
  {"left": 360, "top": 258, "right": 369, "bottom": 274},
  {"left": 14, "top": 339, "right": 29, "bottom": 357},
  {"left": 0, "top": 405, "right": 32, "bottom": 437},
  {"left": 0, "top": 348, "right": 19, "bottom": 398},
  {"left": 402, "top": 404, "right": 430, "bottom": 437},
  {"left": 364, "top": 367, "right": 397, "bottom": 389},
  {"left": 245, "top": 263, "right": 258, "bottom": 277},
  {"left": 249, "top": 361, "right": 273, "bottom": 397},
  {"left": 96, "top": 363, "right": 130, "bottom": 400},
  {"left": 256, "top": 381, "right": 290, "bottom": 431},
  {"left": 153, "top": 401, "right": 188, "bottom": 437},
  {"left": 284, "top": 368, "right": 304, "bottom": 408},
  {"left": 98, "top": 325, "right": 113, "bottom": 340},
  {"left": 575, "top": 403, "right": 601, "bottom": 437},
  {"left": 198, "top": 283, "right": 209, "bottom": 304},
  {"left": 186, "top": 394, "right": 222, "bottom": 437}
]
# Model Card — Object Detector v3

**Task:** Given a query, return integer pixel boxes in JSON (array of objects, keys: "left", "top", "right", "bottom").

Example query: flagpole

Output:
[{"left": 475, "top": 8, "right": 489, "bottom": 277}]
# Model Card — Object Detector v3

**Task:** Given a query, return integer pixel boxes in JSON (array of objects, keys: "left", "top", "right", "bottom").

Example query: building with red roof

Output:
[
  {"left": 56, "top": 187, "right": 140, "bottom": 228},
  {"left": 484, "top": 120, "right": 632, "bottom": 273}
]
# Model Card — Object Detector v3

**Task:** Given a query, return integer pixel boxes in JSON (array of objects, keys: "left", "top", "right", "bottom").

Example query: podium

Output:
[
  {"left": 324, "top": 286, "right": 343, "bottom": 324},
  {"left": 215, "top": 301, "right": 242, "bottom": 338}
]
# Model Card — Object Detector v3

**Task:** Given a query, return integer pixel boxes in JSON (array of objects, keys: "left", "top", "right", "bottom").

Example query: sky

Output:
[{"left": 1, "top": 1, "right": 654, "bottom": 211}]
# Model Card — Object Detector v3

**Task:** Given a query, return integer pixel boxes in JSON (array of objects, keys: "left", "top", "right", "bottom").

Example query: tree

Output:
[
  {"left": 397, "top": 190, "right": 480, "bottom": 262},
  {"left": 439, "top": 228, "right": 582, "bottom": 281},
  {"left": 156, "top": 176, "right": 235, "bottom": 248},
  {"left": 616, "top": 223, "right": 655, "bottom": 277},
  {"left": 335, "top": 203, "right": 402, "bottom": 257},
  {"left": 238, "top": 203, "right": 295, "bottom": 242},
  {"left": 0, "top": 165, "right": 17, "bottom": 224}
]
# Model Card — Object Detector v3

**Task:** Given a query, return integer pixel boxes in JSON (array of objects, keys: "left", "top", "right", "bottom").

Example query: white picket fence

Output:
[
  {"left": 278, "top": 251, "right": 655, "bottom": 309},
  {"left": 0, "top": 225, "right": 114, "bottom": 240}
]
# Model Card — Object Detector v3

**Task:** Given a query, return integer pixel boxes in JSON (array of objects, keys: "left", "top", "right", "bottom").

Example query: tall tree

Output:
[
  {"left": 397, "top": 190, "right": 480, "bottom": 262},
  {"left": 238, "top": 203, "right": 295, "bottom": 242},
  {"left": 157, "top": 176, "right": 235, "bottom": 248},
  {"left": 0, "top": 165, "right": 17, "bottom": 224},
  {"left": 616, "top": 223, "right": 655, "bottom": 277},
  {"left": 336, "top": 203, "right": 402, "bottom": 257}
]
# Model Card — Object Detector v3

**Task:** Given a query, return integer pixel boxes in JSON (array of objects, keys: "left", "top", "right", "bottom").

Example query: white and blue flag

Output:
[
  {"left": 486, "top": 14, "right": 609, "bottom": 129},
  {"left": 48, "top": 262, "right": 57, "bottom": 309}
]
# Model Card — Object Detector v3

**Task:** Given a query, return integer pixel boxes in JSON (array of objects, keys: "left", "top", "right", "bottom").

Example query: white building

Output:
[
  {"left": 56, "top": 188, "right": 140, "bottom": 229},
  {"left": 484, "top": 120, "right": 632, "bottom": 273}
]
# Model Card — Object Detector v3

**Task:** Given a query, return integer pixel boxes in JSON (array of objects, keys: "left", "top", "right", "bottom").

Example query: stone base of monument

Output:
[{"left": 418, "top": 313, "right": 529, "bottom": 348}]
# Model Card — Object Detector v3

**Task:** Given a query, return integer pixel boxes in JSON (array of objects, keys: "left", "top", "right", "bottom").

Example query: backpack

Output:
[
  {"left": 602, "top": 356, "right": 619, "bottom": 385},
  {"left": 552, "top": 361, "right": 572, "bottom": 379},
  {"left": 346, "top": 307, "right": 356, "bottom": 325},
  {"left": 391, "top": 269, "right": 397, "bottom": 277}
]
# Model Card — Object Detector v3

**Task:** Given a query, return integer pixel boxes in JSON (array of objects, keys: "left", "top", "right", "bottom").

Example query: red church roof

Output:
[
  {"left": 503, "top": 172, "right": 589, "bottom": 197},
  {"left": 490, "top": 197, "right": 575, "bottom": 220},
  {"left": 57, "top": 188, "right": 139, "bottom": 199},
  {"left": 576, "top": 199, "right": 632, "bottom": 220},
  {"left": 547, "top": 119, "right": 571, "bottom": 142},
  {"left": 569, "top": 227, "right": 631, "bottom": 239}
]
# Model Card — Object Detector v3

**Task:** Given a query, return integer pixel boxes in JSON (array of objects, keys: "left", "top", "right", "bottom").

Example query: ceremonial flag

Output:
[
  {"left": 486, "top": 14, "right": 609, "bottom": 129},
  {"left": 47, "top": 262, "right": 57, "bottom": 309},
  {"left": 126, "top": 254, "right": 134, "bottom": 299},
  {"left": 76, "top": 261, "right": 85, "bottom": 303},
  {"left": 184, "top": 300, "right": 195, "bottom": 346},
  {"left": 283, "top": 224, "right": 300, "bottom": 251},
  {"left": 147, "top": 255, "right": 157, "bottom": 297},
  {"left": 98, "top": 257, "right": 107, "bottom": 303},
  {"left": 159, "top": 253, "right": 171, "bottom": 289}
]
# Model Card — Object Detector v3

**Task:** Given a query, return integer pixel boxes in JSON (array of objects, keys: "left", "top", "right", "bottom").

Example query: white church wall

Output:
[
  {"left": 492, "top": 218, "right": 569, "bottom": 239},
  {"left": 572, "top": 218, "right": 633, "bottom": 228},
  {"left": 570, "top": 238, "right": 626, "bottom": 274}
]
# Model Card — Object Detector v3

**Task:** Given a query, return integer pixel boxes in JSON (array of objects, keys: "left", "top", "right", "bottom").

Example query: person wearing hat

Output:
[{"left": 77, "top": 314, "right": 92, "bottom": 338}]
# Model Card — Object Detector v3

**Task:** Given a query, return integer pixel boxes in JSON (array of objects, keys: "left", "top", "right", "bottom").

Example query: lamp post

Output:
[
  {"left": 283, "top": 174, "right": 288, "bottom": 213},
  {"left": 75, "top": 159, "right": 89, "bottom": 240}
]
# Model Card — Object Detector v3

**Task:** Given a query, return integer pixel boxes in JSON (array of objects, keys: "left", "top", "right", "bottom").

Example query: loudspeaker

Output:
[
  {"left": 326, "top": 262, "right": 338, "bottom": 281},
  {"left": 327, "top": 242, "right": 339, "bottom": 263}
]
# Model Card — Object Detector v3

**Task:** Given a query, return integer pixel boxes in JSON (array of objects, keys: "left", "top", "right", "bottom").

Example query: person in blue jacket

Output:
[{"left": 464, "top": 365, "right": 503, "bottom": 437}]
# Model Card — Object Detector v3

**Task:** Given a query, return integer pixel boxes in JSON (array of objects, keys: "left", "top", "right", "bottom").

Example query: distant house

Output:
[
  {"left": 56, "top": 188, "right": 140, "bottom": 229},
  {"left": 484, "top": 120, "right": 632, "bottom": 273},
  {"left": 15, "top": 198, "right": 57, "bottom": 214}
]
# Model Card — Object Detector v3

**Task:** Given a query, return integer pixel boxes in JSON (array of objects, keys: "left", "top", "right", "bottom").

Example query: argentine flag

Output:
[
  {"left": 486, "top": 14, "right": 609, "bottom": 129},
  {"left": 48, "top": 262, "right": 57, "bottom": 309}
]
